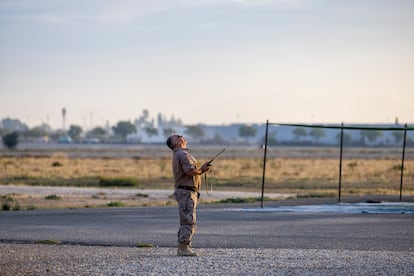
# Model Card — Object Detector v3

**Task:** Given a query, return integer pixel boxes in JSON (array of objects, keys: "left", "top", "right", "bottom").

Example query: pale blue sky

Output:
[{"left": 1, "top": 0, "right": 413, "bottom": 129}]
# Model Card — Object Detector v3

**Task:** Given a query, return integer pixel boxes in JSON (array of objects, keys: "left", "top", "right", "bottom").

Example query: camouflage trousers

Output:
[{"left": 173, "top": 189, "right": 198, "bottom": 244}]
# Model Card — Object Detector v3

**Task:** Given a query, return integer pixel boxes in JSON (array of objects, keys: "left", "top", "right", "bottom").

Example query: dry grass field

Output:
[{"left": 1, "top": 145, "right": 413, "bottom": 209}]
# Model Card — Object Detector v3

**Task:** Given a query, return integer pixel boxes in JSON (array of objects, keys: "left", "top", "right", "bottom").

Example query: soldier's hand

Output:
[{"left": 201, "top": 162, "right": 212, "bottom": 173}]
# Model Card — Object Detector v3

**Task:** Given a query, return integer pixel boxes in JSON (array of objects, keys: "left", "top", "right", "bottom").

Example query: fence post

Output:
[
  {"left": 399, "top": 124, "right": 407, "bottom": 202},
  {"left": 261, "top": 120, "right": 269, "bottom": 208},
  {"left": 338, "top": 122, "right": 344, "bottom": 202}
]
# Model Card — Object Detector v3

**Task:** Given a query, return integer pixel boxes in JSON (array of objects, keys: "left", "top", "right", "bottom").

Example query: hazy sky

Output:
[{"left": 1, "top": 0, "right": 413, "bottom": 129}]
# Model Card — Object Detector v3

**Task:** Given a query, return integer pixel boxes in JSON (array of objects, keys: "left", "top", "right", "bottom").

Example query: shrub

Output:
[
  {"left": 107, "top": 201, "right": 125, "bottom": 207},
  {"left": 2, "top": 131, "right": 19, "bottom": 149},
  {"left": 51, "top": 161, "right": 63, "bottom": 167},
  {"left": 217, "top": 197, "right": 269, "bottom": 204},
  {"left": 347, "top": 162, "right": 358, "bottom": 168},
  {"left": 297, "top": 192, "right": 336, "bottom": 198},
  {"left": 2, "top": 203, "right": 11, "bottom": 211},
  {"left": 1, "top": 194, "right": 15, "bottom": 202},
  {"left": 45, "top": 194, "right": 62, "bottom": 200},
  {"left": 99, "top": 177, "right": 139, "bottom": 187},
  {"left": 392, "top": 164, "right": 404, "bottom": 171},
  {"left": 0, "top": 194, "right": 21, "bottom": 211}
]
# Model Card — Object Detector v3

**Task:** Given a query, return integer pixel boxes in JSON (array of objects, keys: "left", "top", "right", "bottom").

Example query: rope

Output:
[
  {"left": 203, "top": 148, "right": 225, "bottom": 196},
  {"left": 204, "top": 165, "right": 213, "bottom": 195}
]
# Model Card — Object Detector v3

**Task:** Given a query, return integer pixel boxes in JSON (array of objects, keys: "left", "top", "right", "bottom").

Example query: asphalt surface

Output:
[{"left": 1, "top": 201, "right": 413, "bottom": 252}]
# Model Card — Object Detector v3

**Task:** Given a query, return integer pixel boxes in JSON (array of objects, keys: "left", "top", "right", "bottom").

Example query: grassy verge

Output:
[
  {"left": 0, "top": 176, "right": 140, "bottom": 188},
  {"left": 1, "top": 155, "right": 413, "bottom": 210}
]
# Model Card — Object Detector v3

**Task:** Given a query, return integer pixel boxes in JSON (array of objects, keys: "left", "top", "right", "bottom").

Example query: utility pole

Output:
[{"left": 62, "top": 108, "right": 66, "bottom": 132}]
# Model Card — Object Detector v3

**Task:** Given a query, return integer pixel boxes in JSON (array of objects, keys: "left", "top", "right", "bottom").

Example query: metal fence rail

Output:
[{"left": 260, "top": 120, "right": 414, "bottom": 207}]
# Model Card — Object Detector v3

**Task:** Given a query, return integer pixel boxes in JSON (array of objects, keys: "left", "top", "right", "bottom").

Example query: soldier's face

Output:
[{"left": 175, "top": 135, "right": 187, "bottom": 147}]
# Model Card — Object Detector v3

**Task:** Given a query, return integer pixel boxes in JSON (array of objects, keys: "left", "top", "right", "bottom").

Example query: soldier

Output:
[{"left": 166, "top": 134, "right": 212, "bottom": 256}]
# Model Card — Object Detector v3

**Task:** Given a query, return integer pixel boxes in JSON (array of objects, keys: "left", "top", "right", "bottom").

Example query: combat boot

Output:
[{"left": 177, "top": 242, "right": 198, "bottom": 256}]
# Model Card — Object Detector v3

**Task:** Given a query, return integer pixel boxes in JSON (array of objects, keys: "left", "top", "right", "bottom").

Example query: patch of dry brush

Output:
[{"left": 1, "top": 155, "right": 413, "bottom": 193}]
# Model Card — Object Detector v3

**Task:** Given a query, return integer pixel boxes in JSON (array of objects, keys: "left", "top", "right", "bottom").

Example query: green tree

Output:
[
  {"left": 1, "top": 118, "right": 28, "bottom": 132},
  {"left": 89, "top": 127, "right": 107, "bottom": 137},
  {"left": 163, "top": 128, "right": 176, "bottom": 138},
  {"left": 264, "top": 134, "right": 278, "bottom": 146},
  {"left": 0, "top": 127, "right": 7, "bottom": 136},
  {"left": 145, "top": 127, "right": 158, "bottom": 138},
  {"left": 309, "top": 128, "right": 325, "bottom": 143},
  {"left": 336, "top": 132, "right": 352, "bottom": 145},
  {"left": 87, "top": 127, "right": 107, "bottom": 142},
  {"left": 392, "top": 131, "right": 404, "bottom": 144},
  {"left": 49, "top": 130, "right": 65, "bottom": 141},
  {"left": 112, "top": 121, "right": 136, "bottom": 140},
  {"left": 360, "top": 130, "right": 383, "bottom": 144},
  {"left": 185, "top": 125, "right": 205, "bottom": 142},
  {"left": 68, "top": 125, "right": 83, "bottom": 141},
  {"left": 24, "top": 126, "right": 49, "bottom": 138},
  {"left": 238, "top": 125, "right": 257, "bottom": 142},
  {"left": 292, "top": 127, "right": 307, "bottom": 140},
  {"left": 212, "top": 133, "right": 226, "bottom": 144},
  {"left": 2, "top": 131, "right": 19, "bottom": 149}
]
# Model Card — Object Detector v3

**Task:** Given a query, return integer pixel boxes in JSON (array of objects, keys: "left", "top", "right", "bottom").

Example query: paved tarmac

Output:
[
  {"left": 1, "top": 200, "right": 414, "bottom": 275},
  {"left": 1, "top": 201, "right": 413, "bottom": 251}
]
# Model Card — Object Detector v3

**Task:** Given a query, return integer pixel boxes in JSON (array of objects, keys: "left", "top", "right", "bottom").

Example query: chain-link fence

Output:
[{"left": 261, "top": 121, "right": 414, "bottom": 207}]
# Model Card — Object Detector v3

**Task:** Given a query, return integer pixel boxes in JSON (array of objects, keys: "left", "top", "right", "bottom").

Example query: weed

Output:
[
  {"left": 2, "top": 203, "right": 11, "bottom": 211},
  {"left": 216, "top": 197, "right": 270, "bottom": 204},
  {"left": 45, "top": 194, "right": 62, "bottom": 200},
  {"left": 297, "top": 192, "right": 336, "bottom": 198},
  {"left": 35, "top": 240, "right": 61, "bottom": 245},
  {"left": 92, "top": 192, "right": 107, "bottom": 199},
  {"left": 159, "top": 160, "right": 167, "bottom": 172},
  {"left": 0, "top": 194, "right": 16, "bottom": 202},
  {"left": 99, "top": 177, "right": 139, "bottom": 187},
  {"left": 2, "top": 200, "right": 24, "bottom": 211},
  {"left": 107, "top": 201, "right": 125, "bottom": 207},
  {"left": 392, "top": 164, "right": 404, "bottom": 171},
  {"left": 137, "top": 242, "right": 154, "bottom": 248},
  {"left": 8, "top": 195, "right": 15, "bottom": 201},
  {"left": 347, "top": 162, "right": 358, "bottom": 168},
  {"left": 51, "top": 161, "right": 63, "bottom": 167}
]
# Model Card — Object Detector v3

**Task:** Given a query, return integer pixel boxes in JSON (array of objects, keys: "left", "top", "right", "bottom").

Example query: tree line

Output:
[
  {"left": 1, "top": 117, "right": 412, "bottom": 149},
  {"left": 0, "top": 117, "right": 256, "bottom": 149}
]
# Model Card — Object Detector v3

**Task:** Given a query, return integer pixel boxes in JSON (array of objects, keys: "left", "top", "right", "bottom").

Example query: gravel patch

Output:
[
  {"left": 0, "top": 185, "right": 293, "bottom": 209},
  {"left": 1, "top": 244, "right": 413, "bottom": 275},
  {"left": 1, "top": 185, "right": 292, "bottom": 201}
]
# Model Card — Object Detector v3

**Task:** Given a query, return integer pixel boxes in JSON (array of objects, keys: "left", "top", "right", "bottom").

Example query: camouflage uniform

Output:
[{"left": 172, "top": 147, "right": 201, "bottom": 244}]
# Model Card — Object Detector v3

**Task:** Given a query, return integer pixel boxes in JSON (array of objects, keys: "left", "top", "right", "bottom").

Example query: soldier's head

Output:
[{"left": 166, "top": 134, "right": 186, "bottom": 150}]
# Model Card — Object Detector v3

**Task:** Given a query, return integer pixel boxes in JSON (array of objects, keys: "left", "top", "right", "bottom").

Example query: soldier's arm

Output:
[{"left": 186, "top": 162, "right": 212, "bottom": 176}]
